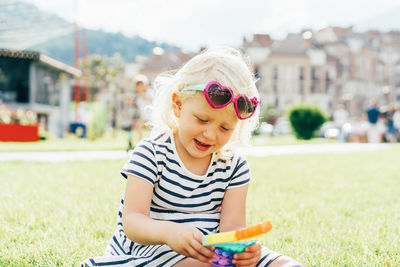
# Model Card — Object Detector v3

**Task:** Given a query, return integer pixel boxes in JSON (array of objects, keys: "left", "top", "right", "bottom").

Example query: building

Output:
[
  {"left": 243, "top": 33, "right": 337, "bottom": 115},
  {"left": 243, "top": 28, "right": 400, "bottom": 117},
  {"left": 0, "top": 48, "right": 80, "bottom": 137}
]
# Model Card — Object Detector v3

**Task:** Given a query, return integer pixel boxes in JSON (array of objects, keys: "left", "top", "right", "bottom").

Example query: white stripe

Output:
[{"left": 97, "top": 132, "right": 252, "bottom": 265}]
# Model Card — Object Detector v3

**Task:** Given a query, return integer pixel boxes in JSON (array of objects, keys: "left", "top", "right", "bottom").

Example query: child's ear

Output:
[{"left": 172, "top": 92, "right": 182, "bottom": 118}]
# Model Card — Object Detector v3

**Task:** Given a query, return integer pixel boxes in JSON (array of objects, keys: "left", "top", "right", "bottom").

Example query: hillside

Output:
[
  {"left": 30, "top": 30, "right": 180, "bottom": 65},
  {"left": 0, "top": 0, "right": 180, "bottom": 65},
  {"left": 0, "top": 0, "right": 71, "bottom": 50}
]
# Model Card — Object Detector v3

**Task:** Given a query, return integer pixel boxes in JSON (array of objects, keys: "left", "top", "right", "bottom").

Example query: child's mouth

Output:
[{"left": 194, "top": 139, "right": 211, "bottom": 151}]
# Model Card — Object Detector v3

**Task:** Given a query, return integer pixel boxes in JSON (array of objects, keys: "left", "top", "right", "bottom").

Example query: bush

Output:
[{"left": 288, "top": 104, "right": 327, "bottom": 140}]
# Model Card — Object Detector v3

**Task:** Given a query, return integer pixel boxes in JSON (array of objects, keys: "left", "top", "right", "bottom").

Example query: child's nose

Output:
[{"left": 202, "top": 126, "right": 217, "bottom": 140}]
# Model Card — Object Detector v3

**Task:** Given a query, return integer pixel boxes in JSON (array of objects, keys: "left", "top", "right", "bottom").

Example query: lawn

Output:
[{"left": 1, "top": 149, "right": 399, "bottom": 266}]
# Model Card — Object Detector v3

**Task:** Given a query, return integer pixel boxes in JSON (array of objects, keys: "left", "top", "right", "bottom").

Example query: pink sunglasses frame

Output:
[{"left": 182, "top": 81, "right": 259, "bottom": 120}]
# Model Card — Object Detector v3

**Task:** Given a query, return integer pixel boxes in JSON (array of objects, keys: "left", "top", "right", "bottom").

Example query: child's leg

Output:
[
  {"left": 81, "top": 255, "right": 134, "bottom": 267},
  {"left": 258, "top": 246, "right": 303, "bottom": 267},
  {"left": 137, "top": 119, "right": 145, "bottom": 141},
  {"left": 266, "top": 256, "right": 303, "bottom": 267},
  {"left": 172, "top": 248, "right": 302, "bottom": 267},
  {"left": 173, "top": 258, "right": 213, "bottom": 266}
]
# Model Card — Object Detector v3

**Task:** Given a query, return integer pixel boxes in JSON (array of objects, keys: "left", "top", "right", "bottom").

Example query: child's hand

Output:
[
  {"left": 166, "top": 223, "right": 216, "bottom": 263},
  {"left": 231, "top": 242, "right": 261, "bottom": 267}
]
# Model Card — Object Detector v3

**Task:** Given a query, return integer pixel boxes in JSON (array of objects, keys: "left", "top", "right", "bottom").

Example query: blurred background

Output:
[
  {"left": 1, "top": 0, "right": 400, "bottom": 146},
  {"left": 2, "top": 2, "right": 400, "bottom": 266}
]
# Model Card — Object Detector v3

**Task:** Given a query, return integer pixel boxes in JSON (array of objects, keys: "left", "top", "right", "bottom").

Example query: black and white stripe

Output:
[{"left": 82, "top": 132, "right": 279, "bottom": 266}]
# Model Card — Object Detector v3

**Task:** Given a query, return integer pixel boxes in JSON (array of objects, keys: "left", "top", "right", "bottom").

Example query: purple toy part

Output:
[{"left": 211, "top": 248, "right": 235, "bottom": 267}]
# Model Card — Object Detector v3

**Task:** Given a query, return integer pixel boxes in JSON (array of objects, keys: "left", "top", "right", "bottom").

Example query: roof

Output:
[
  {"left": 0, "top": 48, "right": 81, "bottom": 76},
  {"left": 0, "top": 48, "right": 40, "bottom": 60},
  {"left": 39, "top": 54, "right": 81, "bottom": 77},
  {"left": 270, "top": 34, "right": 311, "bottom": 55},
  {"left": 245, "top": 34, "right": 274, "bottom": 46},
  {"left": 141, "top": 51, "right": 194, "bottom": 71}
]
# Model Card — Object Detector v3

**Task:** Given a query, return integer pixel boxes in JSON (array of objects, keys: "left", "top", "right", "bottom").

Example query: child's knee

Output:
[{"left": 268, "top": 255, "right": 303, "bottom": 267}]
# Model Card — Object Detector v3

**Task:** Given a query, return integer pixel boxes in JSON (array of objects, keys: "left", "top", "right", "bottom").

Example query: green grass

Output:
[
  {"left": 1, "top": 149, "right": 399, "bottom": 266},
  {"left": 247, "top": 149, "right": 400, "bottom": 266},
  {"left": 0, "top": 161, "right": 125, "bottom": 266}
]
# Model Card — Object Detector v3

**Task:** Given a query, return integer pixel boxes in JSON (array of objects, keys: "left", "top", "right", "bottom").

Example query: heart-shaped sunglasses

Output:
[{"left": 181, "top": 81, "right": 259, "bottom": 120}]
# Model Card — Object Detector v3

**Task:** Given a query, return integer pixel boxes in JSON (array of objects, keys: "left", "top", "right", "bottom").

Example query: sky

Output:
[{"left": 25, "top": 0, "right": 400, "bottom": 52}]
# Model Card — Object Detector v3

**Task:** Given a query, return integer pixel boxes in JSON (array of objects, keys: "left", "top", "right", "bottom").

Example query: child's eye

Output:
[
  {"left": 196, "top": 117, "right": 208, "bottom": 123},
  {"left": 221, "top": 126, "right": 230, "bottom": 131}
]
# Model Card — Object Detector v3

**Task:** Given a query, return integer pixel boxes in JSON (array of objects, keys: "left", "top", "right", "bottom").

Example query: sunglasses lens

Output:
[
  {"left": 236, "top": 96, "right": 256, "bottom": 118},
  {"left": 207, "top": 84, "right": 232, "bottom": 107}
]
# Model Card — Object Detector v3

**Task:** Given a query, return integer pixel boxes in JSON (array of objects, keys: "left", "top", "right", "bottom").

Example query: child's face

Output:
[
  {"left": 136, "top": 82, "right": 147, "bottom": 94},
  {"left": 173, "top": 93, "right": 238, "bottom": 161}
]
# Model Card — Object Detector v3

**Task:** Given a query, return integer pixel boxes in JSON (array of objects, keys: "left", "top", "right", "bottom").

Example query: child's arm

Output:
[
  {"left": 218, "top": 185, "right": 262, "bottom": 267},
  {"left": 122, "top": 174, "right": 215, "bottom": 263},
  {"left": 219, "top": 185, "right": 248, "bottom": 232},
  {"left": 122, "top": 175, "right": 170, "bottom": 244}
]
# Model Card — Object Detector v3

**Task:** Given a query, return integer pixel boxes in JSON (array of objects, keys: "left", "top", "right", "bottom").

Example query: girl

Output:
[{"left": 82, "top": 47, "right": 302, "bottom": 267}]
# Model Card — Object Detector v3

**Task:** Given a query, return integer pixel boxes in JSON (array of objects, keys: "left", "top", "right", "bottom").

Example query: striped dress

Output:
[{"left": 82, "top": 132, "right": 280, "bottom": 266}]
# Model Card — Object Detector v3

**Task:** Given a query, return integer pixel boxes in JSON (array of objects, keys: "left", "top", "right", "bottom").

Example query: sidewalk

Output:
[
  {"left": 237, "top": 142, "right": 396, "bottom": 157},
  {"left": 0, "top": 143, "right": 396, "bottom": 162}
]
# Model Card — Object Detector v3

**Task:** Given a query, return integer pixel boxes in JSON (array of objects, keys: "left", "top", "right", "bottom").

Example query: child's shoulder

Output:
[
  {"left": 215, "top": 149, "right": 248, "bottom": 167},
  {"left": 135, "top": 132, "right": 173, "bottom": 151},
  {"left": 148, "top": 132, "right": 173, "bottom": 146}
]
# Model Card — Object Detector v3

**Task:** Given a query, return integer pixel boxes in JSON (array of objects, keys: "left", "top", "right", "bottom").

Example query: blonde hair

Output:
[{"left": 150, "top": 46, "right": 260, "bottom": 151}]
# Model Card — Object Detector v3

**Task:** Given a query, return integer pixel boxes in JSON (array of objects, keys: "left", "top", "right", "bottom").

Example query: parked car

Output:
[
  {"left": 258, "top": 122, "right": 274, "bottom": 135},
  {"left": 319, "top": 119, "right": 369, "bottom": 142},
  {"left": 273, "top": 119, "right": 291, "bottom": 135},
  {"left": 319, "top": 121, "right": 339, "bottom": 139}
]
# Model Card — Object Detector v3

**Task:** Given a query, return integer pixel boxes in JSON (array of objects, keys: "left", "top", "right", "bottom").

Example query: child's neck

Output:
[
  {"left": 173, "top": 133, "right": 212, "bottom": 176},
  {"left": 183, "top": 155, "right": 212, "bottom": 176}
]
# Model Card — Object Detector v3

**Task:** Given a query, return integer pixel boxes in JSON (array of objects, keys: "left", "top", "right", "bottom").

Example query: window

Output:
[
  {"left": 311, "top": 67, "right": 319, "bottom": 93},
  {"left": 299, "top": 66, "right": 305, "bottom": 94},
  {"left": 273, "top": 66, "right": 278, "bottom": 79},
  {"left": 299, "top": 66, "right": 304, "bottom": 80}
]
